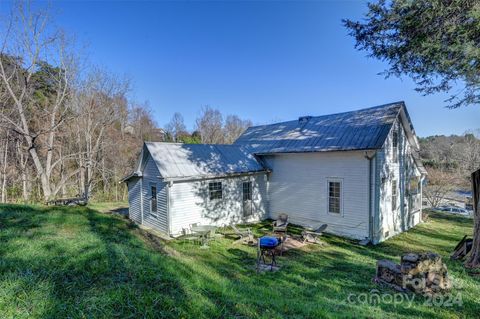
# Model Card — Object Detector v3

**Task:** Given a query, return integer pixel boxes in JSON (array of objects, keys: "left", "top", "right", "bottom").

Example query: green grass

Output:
[
  {"left": 87, "top": 201, "right": 128, "bottom": 213},
  {"left": 0, "top": 204, "right": 478, "bottom": 318}
]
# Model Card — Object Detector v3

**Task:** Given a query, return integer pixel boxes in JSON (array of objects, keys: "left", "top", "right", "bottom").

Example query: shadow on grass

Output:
[
  {"left": 0, "top": 204, "right": 477, "bottom": 318},
  {"left": 427, "top": 211, "right": 473, "bottom": 226},
  {"left": 0, "top": 204, "right": 221, "bottom": 318}
]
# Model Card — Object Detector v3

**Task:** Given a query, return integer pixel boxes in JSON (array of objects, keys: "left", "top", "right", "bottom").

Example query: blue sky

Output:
[{"left": 5, "top": 1, "right": 479, "bottom": 136}]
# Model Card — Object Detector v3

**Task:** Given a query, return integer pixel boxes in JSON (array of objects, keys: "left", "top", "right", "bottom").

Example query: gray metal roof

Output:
[
  {"left": 235, "top": 102, "right": 413, "bottom": 154},
  {"left": 144, "top": 142, "right": 266, "bottom": 180}
]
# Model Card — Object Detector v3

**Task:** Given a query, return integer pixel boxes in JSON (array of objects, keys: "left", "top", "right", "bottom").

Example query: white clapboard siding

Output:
[
  {"left": 127, "top": 177, "right": 142, "bottom": 224},
  {"left": 377, "top": 119, "right": 423, "bottom": 242},
  {"left": 263, "top": 151, "right": 370, "bottom": 240},
  {"left": 141, "top": 154, "right": 168, "bottom": 233},
  {"left": 169, "top": 174, "right": 267, "bottom": 235}
]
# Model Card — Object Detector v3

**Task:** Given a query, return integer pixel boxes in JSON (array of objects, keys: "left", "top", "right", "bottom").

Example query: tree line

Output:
[
  {"left": 0, "top": 3, "right": 252, "bottom": 204},
  {"left": 164, "top": 107, "right": 251, "bottom": 144},
  {"left": 419, "top": 132, "right": 480, "bottom": 207}
]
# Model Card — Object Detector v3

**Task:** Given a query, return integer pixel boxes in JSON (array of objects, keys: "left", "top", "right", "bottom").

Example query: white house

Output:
[
  {"left": 123, "top": 143, "right": 269, "bottom": 236},
  {"left": 123, "top": 101, "right": 426, "bottom": 244}
]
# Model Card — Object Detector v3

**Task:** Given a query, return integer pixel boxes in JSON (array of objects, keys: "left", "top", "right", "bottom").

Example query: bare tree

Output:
[
  {"left": 129, "top": 103, "right": 163, "bottom": 141},
  {"left": 456, "top": 132, "right": 480, "bottom": 176},
  {"left": 16, "top": 140, "right": 31, "bottom": 202},
  {"left": 73, "top": 69, "right": 129, "bottom": 200},
  {"left": 195, "top": 106, "right": 224, "bottom": 144},
  {"left": 224, "top": 115, "right": 252, "bottom": 144},
  {"left": 165, "top": 112, "right": 187, "bottom": 142},
  {"left": 424, "top": 168, "right": 457, "bottom": 208},
  {"left": 0, "top": 3, "right": 167, "bottom": 204},
  {"left": 0, "top": 2, "right": 77, "bottom": 201},
  {"left": 0, "top": 130, "right": 8, "bottom": 203}
]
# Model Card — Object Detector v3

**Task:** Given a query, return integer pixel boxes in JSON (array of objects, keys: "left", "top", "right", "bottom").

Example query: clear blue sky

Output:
[{"left": 6, "top": 1, "right": 480, "bottom": 137}]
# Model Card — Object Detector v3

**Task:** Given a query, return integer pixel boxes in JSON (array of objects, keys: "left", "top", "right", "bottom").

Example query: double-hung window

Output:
[
  {"left": 242, "top": 181, "right": 253, "bottom": 217},
  {"left": 242, "top": 181, "right": 252, "bottom": 201},
  {"left": 328, "top": 180, "right": 342, "bottom": 215},
  {"left": 150, "top": 184, "right": 157, "bottom": 217},
  {"left": 409, "top": 177, "right": 420, "bottom": 194},
  {"left": 392, "top": 180, "right": 398, "bottom": 211},
  {"left": 209, "top": 182, "right": 223, "bottom": 200},
  {"left": 392, "top": 131, "right": 399, "bottom": 163}
]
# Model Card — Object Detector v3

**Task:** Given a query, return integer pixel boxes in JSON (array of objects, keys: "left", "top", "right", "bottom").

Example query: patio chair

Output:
[
  {"left": 272, "top": 213, "right": 289, "bottom": 233},
  {"left": 215, "top": 223, "right": 228, "bottom": 236},
  {"left": 207, "top": 226, "right": 217, "bottom": 240},
  {"left": 231, "top": 224, "right": 255, "bottom": 244},
  {"left": 181, "top": 227, "right": 200, "bottom": 245},
  {"left": 302, "top": 224, "right": 328, "bottom": 244}
]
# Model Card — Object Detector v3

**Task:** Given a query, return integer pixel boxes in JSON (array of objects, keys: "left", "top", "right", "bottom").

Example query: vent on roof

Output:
[{"left": 298, "top": 116, "right": 312, "bottom": 124}]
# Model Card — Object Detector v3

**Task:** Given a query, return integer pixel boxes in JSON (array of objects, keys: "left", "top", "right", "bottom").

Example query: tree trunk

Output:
[
  {"left": 114, "top": 167, "right": 118, "bottom": 201},
  {"left": 102, "top": 156, "right": 107, "bottom": 195},
  {"left": 17, "top": 141, "right": 29, "bottom": 202},
  {"left": 1, "top": 138, "right": 8, "bottom": 203},
  {"left": 21, "top": 169, "right": 28, "bottom": 202},
  {"left": 24, "top": 133, "right": 52, "bottom": 202},
  {"left": 59, "top": 146, "right": 67, "bottom": 197},
  {"left": 77, "top": 123, "right": 86, "bottom": 198},
  {"left": 466, "top": 169, "right": 480, "bottom": 268},
  {"left": 79, "top": 154, "right": 85, "bottom": 197}
]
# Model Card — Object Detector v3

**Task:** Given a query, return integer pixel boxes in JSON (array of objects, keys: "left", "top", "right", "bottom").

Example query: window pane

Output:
[
  {"left": 392, "top": 131, "right": 398, "bottom": 162},
  {"left": 409, "top": 177, "right": 419, "bottom": 194},
  {"left": 392, "top": 181, "right": 397, "bottom": 211},
  {"left": 328, "top": 181, "right": 341, "bottom": 214},
  {"left": 243, "top": 182, "right": 252, "bottom": 201},
  {"left": 209, "top": 182, "right": 222, "bottom": 200},
  {"left": 151, "top": 186, "right": 157, "bottom": 213}
]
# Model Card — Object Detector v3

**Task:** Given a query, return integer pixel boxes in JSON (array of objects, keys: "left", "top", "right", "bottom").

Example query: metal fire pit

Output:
[{"left": 257, "top": 236, "right": 282, "bottom": 272}]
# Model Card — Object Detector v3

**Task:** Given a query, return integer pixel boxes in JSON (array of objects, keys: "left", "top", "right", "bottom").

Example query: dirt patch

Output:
[
  {"left": 134, "top": 227, "right": 180, "bottom": 257},
  {"left": 280, "top": 237, "right": 306, "bottom": 252}
]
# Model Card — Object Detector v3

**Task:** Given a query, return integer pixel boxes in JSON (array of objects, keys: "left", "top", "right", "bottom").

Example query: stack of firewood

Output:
[{"left": 376, "top": 252, "right": 451, "bottom": 294}]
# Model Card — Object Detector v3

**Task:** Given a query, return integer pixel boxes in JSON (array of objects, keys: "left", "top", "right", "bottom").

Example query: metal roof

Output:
[
  {"left": 144, "top": 142, "right": 266, "bottom": 180},
  {"left": 235, "top": 102, "right": 414, "bottom": 154},
  {"left": 122, "top": 102, "right": 426, "bottom": 182},
  {"left": 120, "top": 171, "right": 142, "bottom": 182}
]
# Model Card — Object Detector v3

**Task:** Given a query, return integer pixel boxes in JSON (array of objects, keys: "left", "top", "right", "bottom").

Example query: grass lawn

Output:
[{"left": 0, "top": 204, "right": 478, "bottom": 318}]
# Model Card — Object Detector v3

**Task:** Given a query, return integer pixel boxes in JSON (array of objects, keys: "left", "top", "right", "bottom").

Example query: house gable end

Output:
[{"left": 140, "top": 144, "right": 163, "bottom": 179}]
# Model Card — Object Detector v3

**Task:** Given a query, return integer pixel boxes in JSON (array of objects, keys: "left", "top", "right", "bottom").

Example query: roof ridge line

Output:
[{"left": 243, "top": 101, "right": 405, "bottom": 131}]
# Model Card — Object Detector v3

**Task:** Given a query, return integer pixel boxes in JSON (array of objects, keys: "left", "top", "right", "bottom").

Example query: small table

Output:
[{"left": 191, "top": 225, "right": 217, "bottom": 248}]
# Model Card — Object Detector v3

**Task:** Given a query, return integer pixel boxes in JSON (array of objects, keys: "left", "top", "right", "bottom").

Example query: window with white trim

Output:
[
  {"left": 242, "top": 181, "right": 252, "bottom": 201},
  {"left": 392, "top": 131, "right": 399, "bottom": 162},
  {"left": 328, "top": 180, "right": 342, "bottom": 214},
  {"left": 392, "top": 180, "right": 398, "bottom": 211},
  {"left": 150, "top": 184, "right": 157, "bottom": 217},
  {"left": 409, "top": 177, "right": 420, "bottom": 194},
  {"left": 209, "top": 181, "right": 223, "bottom": 200}
]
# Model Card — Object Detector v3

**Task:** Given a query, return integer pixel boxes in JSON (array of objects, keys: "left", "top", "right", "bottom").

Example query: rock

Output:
[
  {"left": 377, "top": 259, "right": 400, "bottom": 272},
  {"left": 376, "top": 260, "right": 403, "bottom": 286},
  {"left": 402, "top": 253, "right": 419, "bottom": 263}
]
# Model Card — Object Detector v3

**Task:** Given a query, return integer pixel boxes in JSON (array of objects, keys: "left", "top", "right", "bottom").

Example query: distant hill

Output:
[{"left": 419, "top": 132, "right": 480, "bottom": 187}]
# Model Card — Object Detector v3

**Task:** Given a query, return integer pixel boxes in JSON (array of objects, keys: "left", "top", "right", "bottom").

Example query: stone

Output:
[{"left": 402, "top": 253, "right": 419, "bottom": 263}]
